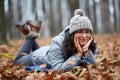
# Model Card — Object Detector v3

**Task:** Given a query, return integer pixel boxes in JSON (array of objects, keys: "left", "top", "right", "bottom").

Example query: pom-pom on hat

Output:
[{"left": 69, "top": 9, "right": 93, "bottom": 34}]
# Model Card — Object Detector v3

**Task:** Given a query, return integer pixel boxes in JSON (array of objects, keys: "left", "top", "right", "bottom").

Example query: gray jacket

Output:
[{"left": 30, "top": 26, "right": 98, "bottom": 70}]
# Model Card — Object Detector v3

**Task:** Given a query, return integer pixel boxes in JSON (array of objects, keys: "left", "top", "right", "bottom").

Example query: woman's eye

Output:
[
  {"left": 79, "top": 31, "right": 82, "bottom": 33},
  {"left": 86, "top": 30, "right": 91, "bottom": 33},
  {"left": 77, "top": 30, "right": 82, "bottom": 33},
  {"left": 86, "top": 31, "right": 90, "bottom": 33},
  {"left": 76, "top": 30, "right": 91, "bottom": 34}
]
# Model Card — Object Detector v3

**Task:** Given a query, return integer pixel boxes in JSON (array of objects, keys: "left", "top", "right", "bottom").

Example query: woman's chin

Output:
[
  {"left": 81, "top": 42, "right": 87, "bottom": 47},
  {"left": 79, "top": 41, "right": 88, "bottom": 46},
  {"left": 81, "top": 44, "right": 86, "bottom": 47}
]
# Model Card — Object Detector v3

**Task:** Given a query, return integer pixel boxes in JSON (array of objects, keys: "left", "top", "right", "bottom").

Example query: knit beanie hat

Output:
[{"left": 69, "top": 9, "right": 93, "bottom": 34}]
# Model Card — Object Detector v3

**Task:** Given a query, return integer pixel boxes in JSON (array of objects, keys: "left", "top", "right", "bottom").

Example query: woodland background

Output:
[
  {"left": 0, "top": 0, "right": 120, "bottom": 80},
  {"left": 0, "top": 0, "right": 120, "bottom": 43}
]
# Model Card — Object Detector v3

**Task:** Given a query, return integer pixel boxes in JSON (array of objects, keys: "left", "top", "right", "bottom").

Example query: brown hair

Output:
[{"left": 63, "top": 29, "right": 97, "bottom": 58}]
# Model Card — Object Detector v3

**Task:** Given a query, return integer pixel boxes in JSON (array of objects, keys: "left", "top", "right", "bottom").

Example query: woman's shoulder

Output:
[{"left": 52, "top": 26, "right": 70, "bottom": 41}]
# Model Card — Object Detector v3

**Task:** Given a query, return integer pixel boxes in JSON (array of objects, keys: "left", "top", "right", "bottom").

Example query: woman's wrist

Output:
[
  {"left": 84, "top": 50, "right": 89, "bottom": 53},
  {"left": 83, "top": 50, "right": 90, "bottom": 57},
  {"left": 77, "top": 52, "right": 82, "bottom": 58}
]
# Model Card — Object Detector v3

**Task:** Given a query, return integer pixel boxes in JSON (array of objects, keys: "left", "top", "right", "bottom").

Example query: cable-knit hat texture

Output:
[{"left": 69, "top": 9, "right": 93, "bottom": 34}]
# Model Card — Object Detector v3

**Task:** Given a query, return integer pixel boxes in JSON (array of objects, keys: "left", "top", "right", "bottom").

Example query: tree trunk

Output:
[
  {"left": 108, "top": 0, "right": 114, "bottom": 32},
  {"left": 88, "top": 0, "right": 96, "bottom": 32},
  {"left": 61, "top": 0, "right": 71, "bottom": 29},
  {"left": 41, "top": 0, "right": 51, "bottom": 37},
  {"left": 79, "top": 0, "right": 86, "bottom": 10},
  {"left": 10, "top": 0, "right": 20, "bottom": 38},
  {"left": 114, "top": 0, "right": 120, "bottom": 33},
  {"left": 95, "top": 0, "right": 103, "bottom": 33},
  {"left": 51, "top": 0, "right": 61, "bottom": 35},
  {"left": 0, "top": 0, "right": 8, "bottom": 44}
]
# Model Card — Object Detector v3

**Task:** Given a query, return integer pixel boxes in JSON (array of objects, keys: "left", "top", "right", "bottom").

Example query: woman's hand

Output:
[
  {"left": 74, "top": 37, "right": 83, "bottom": 58},
  {"left": 82, "top": 35, "right": 93, "bottom": 56}
]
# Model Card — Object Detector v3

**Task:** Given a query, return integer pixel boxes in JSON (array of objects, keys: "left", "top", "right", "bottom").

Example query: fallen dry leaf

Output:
[{"left": 0, "top": 34, "right": 120, "bottom": 80}]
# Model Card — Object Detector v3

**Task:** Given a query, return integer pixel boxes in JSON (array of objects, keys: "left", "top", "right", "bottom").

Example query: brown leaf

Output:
[{"left": 45, "top": 74, "right": 53, "bottom": 80}]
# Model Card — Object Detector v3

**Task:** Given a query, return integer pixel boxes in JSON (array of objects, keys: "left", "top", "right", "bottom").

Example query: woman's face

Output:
[{"left": 74, "top": 29, "right": 92, "bottom": 47}]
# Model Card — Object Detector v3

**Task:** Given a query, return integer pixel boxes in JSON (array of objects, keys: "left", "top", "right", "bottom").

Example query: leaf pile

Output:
[{"left": 0, "top": 34, "right": 120, "bottom": 80}]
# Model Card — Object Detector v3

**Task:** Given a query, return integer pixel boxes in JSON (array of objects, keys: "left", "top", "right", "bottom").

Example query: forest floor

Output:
[{"left": 0, "top": 34, "right": 120, "bottom": 80}]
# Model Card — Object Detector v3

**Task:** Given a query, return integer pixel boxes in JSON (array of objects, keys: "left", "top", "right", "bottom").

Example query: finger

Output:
[
  {"left": 77, "top": 38, "right": 82, "bottom": 51},
  {"left": 76, "top": 38, "right": 80, "bottom": 47},
  {"left": 75, "top": 38, "right": 80, "bottom": 49},
  {"left": 74, "top": 36, "right": 77, "bottom": 47},
  {"left": 83, "top": 35, "right": 93, "bottom": 49},
  {"left": 90, "top": 35, "right": 93, "bottom": 41},
  {"left": 88, "top": 35, "right": 93, "bottom": 43},
  {"left": 74, "top": 36, "right": 79, "bottom": 47},
  {"left": 76, "top": 38, "right": 80, "bottom": 48}
]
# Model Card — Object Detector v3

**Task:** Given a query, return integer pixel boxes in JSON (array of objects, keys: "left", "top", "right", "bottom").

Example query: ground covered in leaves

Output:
[{"left": 0, "top": 34, "right": 120, "bottom": 80}]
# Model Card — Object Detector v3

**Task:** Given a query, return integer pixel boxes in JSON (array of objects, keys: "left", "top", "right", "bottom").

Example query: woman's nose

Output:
[{"left": 82, "top": 33, "right": 87, "bottom": 37}]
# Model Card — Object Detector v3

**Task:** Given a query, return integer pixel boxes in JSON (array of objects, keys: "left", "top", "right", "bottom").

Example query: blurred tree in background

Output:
[
  {"left": 0, "top": 0, "right": 7, "bottom": 44},
  {"left": 0, "top": 0, "right": 120, "bottom": 44}
]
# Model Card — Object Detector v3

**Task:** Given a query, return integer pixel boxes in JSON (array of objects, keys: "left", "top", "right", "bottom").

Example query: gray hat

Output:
[{"left": 69, "top": 9, "right": 93, "bottom": 34}]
